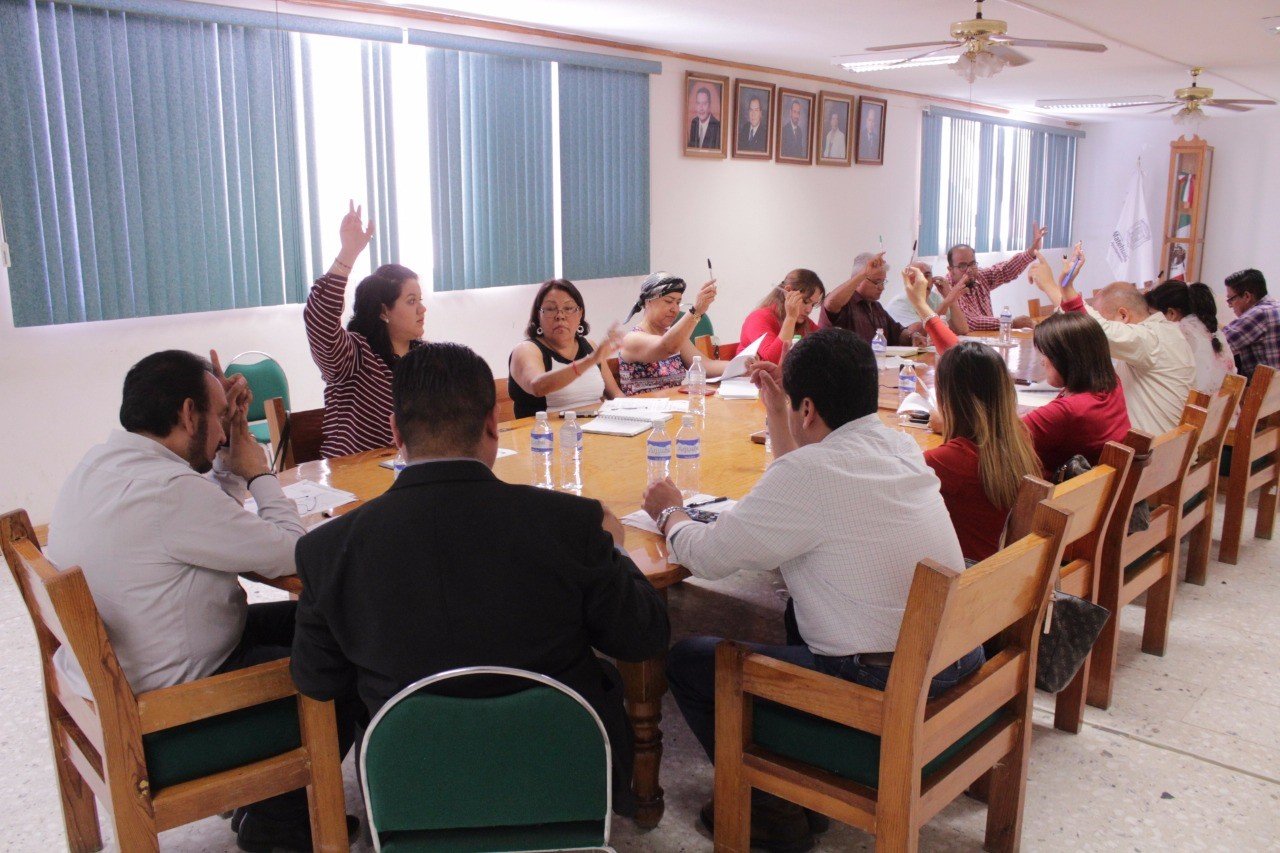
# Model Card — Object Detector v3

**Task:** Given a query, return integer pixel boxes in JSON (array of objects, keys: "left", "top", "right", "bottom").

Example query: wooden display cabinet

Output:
[{"left": 1161, "top": 135, "right": 1213, "bottom": 282}]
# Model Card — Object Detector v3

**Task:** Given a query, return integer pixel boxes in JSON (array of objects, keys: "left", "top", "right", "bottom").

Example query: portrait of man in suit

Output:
[
  {"left": 776, "top": 90, "right": 813, "bottom": 163},
  {"left": 687, "top": 86, "right": 721, "bottom": 149},
  {"left": 739, "top": 96, "right": 767, "bottom": 151},
  {"left": 731, "top": 79, "right": 775, "bottom": 159},
  {"left": 684, "top": 72, "right": 728, "bottom": 158},
  {"left": 856, "top": 96, "right": 886, "bottom": 165}
]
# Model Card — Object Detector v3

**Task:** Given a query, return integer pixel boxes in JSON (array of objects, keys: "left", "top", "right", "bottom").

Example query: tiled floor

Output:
[{"left": 2, "top": 500, "right": 1277, "bottom": 851}]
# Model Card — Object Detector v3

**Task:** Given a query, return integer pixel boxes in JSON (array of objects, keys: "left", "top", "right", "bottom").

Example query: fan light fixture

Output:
[
  {"left": 951, "top": 49, "right": 1007, "bottom": 83},
  {"left": 1172, "top": 104, "right": 1204, "bottom": 126}
]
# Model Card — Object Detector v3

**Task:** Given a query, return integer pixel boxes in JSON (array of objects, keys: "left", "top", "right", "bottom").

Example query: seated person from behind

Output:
[
  {"left": 642, "top": 328, "right": 981, "bottom": 849},
  {"left": 1146, "top": 280, "right": 1236, "bottom": 394},
  {"left": 290, "top": 342, "right": 670, "bottom": 816},
  {"left": 945, "top": 221, "right": 1046, "bottom": 331},
  {"left": 619, "top": 272, "right": 727, "bottom": 394},
  {"left": 884, "top": 260, "right": 970, "bottom": 336},
  {"left": 45, "top": 350, "right": 355, "bottom": 850},
  {"left": 1221, "top": 268, "right": 1280, "bottom": 379},
  {"left": 509, "top": 278, "right": 624, "bottom": 418},
  {"left": 738, "top": 269, "right": 825, "bottom": 364},
  {"left": 820, "top": 251, "right": 923, "bottom": 345}
]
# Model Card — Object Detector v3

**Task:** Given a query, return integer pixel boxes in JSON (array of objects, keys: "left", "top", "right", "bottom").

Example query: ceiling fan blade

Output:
[
  {"left": 1152, "top": 105, "right": 1181, "bottom": 114},
  {"left": 991, "top": 36, "right": 1108, "bottom": 52},
  {"left": 987, "top": 45, "right": 1033, "bottom": 67},
  {"left": 1106, "top": 101, "right": 1179, "bottom": 109},
  {"left": 865, "top": 40, "right": 963, "bottom": 53},
  {"left": 1210, "top": 98, "right": 1277, "bottom": 106},
  {"left": 1208, "top": 103, "right": 1251, "bottom": 112},
  {"left": 894, "top": 44, "right": 964, "bottom": 64}
]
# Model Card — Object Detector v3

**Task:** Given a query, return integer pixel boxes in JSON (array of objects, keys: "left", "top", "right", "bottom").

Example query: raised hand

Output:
[
  {"left": 783, "top": 288, "right": 808, "bottom": 321},
  {"left": 593, "top": 322, "right": 625, "bottom": 362},
  {"left": 866, "top": 251, "right": 887, "bottom": 275},
  {"left": 1061, "top": 241, "right": 1086, "bottom": 286},
  {"left": 337, "top": 200, "right": 375, "bottom": 265},
  {"left": 1029, "top": 221, "right": 1049, "bottom": 253},
  {"left": 749, "top": 360, "right": 787, "bottom": 413},
  {"left": 693, "top": 280, "right": 718, "bottom": 316},
  {"left": 227, "top": 397, "right": 269, "bottom": 481},
  {"left": 901, "top": 266, "right": 931, "bottom": 316},
  {"left": 1029, "top": 250, "right": 1063, "bottom": 307}
]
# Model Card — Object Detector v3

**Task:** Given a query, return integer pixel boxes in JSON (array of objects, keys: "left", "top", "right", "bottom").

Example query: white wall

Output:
[{"left": 0, "top": 20, "right": 1074, "bottom": 522}]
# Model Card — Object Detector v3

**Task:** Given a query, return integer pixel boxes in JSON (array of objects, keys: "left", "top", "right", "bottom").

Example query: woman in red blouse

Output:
[{"left": 738, "top": 269, "right": 825, "bottom": 363}]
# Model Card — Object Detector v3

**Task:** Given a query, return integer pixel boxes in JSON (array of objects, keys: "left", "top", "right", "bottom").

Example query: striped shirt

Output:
[
  {"left": 304, "top": 273, "right": 417, "bottom": 458},
  {"left": 953, "top": 249, "right": 1036, "bottom": 331}
]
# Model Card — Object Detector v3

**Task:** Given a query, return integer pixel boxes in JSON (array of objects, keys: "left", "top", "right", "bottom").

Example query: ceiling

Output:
[{"left": 383, "top": 0, "right": 1280, "bottom": 120}]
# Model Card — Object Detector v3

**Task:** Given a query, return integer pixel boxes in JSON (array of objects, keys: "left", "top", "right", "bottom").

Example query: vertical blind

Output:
[
  {"left": 0, "top": 0, "right": 305, "bottom": 326},
  {"left": 918, "top": 107, "right": 1079, "bottom": 258},
  {"left": 427, "top": 49, "right": 555, "bottom": 291},
  {"left": 558, "top": 65, "right": 650, "bottom": 282}
]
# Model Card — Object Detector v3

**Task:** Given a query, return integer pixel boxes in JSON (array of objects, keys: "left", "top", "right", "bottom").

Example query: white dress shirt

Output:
[
  {"left": 665, "top": 414, "right": 964, "bottom": 657},
  {"left": 1085, "top": 306, "right": 1195, "bottom": 435},
  {"left": 823, "top": 128, "right": 846, "bottom": 158},
  {"left": 46, "top": 431, "right": 305, "bottom": 696}
]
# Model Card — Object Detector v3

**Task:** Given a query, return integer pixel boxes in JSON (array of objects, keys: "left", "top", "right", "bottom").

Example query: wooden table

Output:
[{"left": 270, "top": 333, "right": 1035, "bottom": 826}]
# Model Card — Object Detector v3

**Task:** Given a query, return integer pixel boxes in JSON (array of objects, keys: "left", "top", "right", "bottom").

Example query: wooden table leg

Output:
[{"left": 619, "top": 647, "right": 668, "bottom": 829}]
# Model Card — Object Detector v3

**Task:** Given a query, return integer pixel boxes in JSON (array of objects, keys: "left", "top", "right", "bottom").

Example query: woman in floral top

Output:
[{"left": 618, "top": 272, "right": 728, "bottom": 395}]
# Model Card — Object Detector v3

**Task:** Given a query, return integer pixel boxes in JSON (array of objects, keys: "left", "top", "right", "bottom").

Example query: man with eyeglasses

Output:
[
  {"left": 947, "top": 222, "right": 1048, "bottom": 332},
  {"left": 1222, "top": 268, "right": 1280, "bottom": 379}
]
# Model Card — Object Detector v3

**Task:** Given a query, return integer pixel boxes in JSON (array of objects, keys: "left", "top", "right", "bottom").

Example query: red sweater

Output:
[
  {"left": 739, "top": 307, "right": 814, "bottom": 364},
  {"left": 924, "top": 437, "right": 1007, "bottom": 562},
  {"left": 1023, "top": 386, "right": 1131, "bottom": 475}
]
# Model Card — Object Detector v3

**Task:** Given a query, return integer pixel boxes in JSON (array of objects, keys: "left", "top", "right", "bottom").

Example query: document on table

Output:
[
  {"left": 707, "top": 334, "right": 765, "bottom": 383},
  {"left": 583, "top": 398, "right": 691, "bottom": 435},
  {"left": 718, "top": 378, "right": 759, "bottom": 400},
  {"left": 243, "top": 480, "right": 357, "bottom": 516},
  {"left": 621, "top": 495, "right": 738, "bottom": 534},
  {"left": 895, "top": 389, "right": 936, "bottom": 416}
]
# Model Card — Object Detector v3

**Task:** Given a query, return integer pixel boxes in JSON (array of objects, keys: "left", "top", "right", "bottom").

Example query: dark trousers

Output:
[
  {"left": 214, "top": 602, "right": 363, "bottom": 825},
  {"left": 666, "top": 634, "right": 984, "bottom": 764}
]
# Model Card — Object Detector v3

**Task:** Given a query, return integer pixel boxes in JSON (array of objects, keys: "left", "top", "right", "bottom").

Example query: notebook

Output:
[
  {"left": 581, "top": 398, "right": 689, "bottom": 436},
  {"left": 580, "top": 414, "right": 665, "bottom": 436}
]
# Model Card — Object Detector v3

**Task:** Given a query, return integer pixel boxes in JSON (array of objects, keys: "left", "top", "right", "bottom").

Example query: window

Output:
[
  {"left": 918, "top": 107, "right": 1080, "bottom": 258},
  {"left": 0, "top": 0, "right": 656, "bottom": 327}
]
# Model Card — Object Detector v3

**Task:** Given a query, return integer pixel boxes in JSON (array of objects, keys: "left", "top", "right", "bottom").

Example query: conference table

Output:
[{"left": 268, "top": 329, "right": 1040, "bottom": 827}]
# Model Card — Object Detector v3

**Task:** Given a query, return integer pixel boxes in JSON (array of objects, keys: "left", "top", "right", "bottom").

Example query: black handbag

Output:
[{"left": 1035, "top": 454, "right": 1113, "bottom": 693}]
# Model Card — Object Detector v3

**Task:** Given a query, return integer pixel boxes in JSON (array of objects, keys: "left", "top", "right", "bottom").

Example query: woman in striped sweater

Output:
[{"left": 304, "top": 202, "right": 425, "bottom": 457}]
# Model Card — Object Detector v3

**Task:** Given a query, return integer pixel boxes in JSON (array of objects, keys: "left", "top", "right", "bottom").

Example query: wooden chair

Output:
[
  {"left": 1026, "top": 298, "right": 1053, "bottom": 323},
  {"left": 265, "top": 397, "right": 325, "bottom": 472},
  {"left": 494, "top": 378, "right": 516, "bottom": 423},
  {"left": 694, "top": 335, "right": 716, "bottom": 360},
  {"left": 713, "top": 500, "right": 1076, "bottom": 852},
  {"left": 1086, "top": 420, "right": 1202, "bottom": 711},
  {"left": 606, "top": 357, "right": 621, "bottom": 385},
  {"left": 1005, "top": 442, "right": 1135, "bottom": 733},
  {"left": 0, "top": 510, "right": 349, "bottom": 853},
  {"left": 1217, "top": 365, "right": 1280, "bottom": 565},
  {"left": 1178, "top": 374, "right": 1246, "bottom": 583},
  {"left": 718, "top": 342, "right": 740, "bottom": 361}
]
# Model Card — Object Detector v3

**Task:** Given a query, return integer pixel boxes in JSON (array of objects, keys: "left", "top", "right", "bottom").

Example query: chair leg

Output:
[
  {"left": 1256, "top": 479, "right": 1277, "bottom": 540},
  {"left": 298, "top": 697, "right": 350, "bottom": 853},
  {"left": 1086, "top": 607, "right": 1120, "bottom": 710},
  {"left": 1184, "top": 516, "right": 1211, "bottom": 586},
  {"left": 1053, "top": 654, "right": 1089, "bottom": 734},
  {"left": 1218, "top": 481, "right": 1246, "bottom": 565},
  {"left": 51, "top": 731, "right": 103, "bottom": 853},
  {"left": 711, "top": 773, "right": 751, "bottom": 853},
  {"left": 983, "top": 719, "right": 1031, "bottom": 852},
  {"left": 1140, "top": 557, "right": 1177, "bottom": 657}
]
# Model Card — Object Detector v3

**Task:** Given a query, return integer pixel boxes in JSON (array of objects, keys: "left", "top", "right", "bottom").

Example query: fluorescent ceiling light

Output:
[
  {"left": 1035, "top": 96, "right": 1162, "bottom": 109},
  {"left": 837, "top": 55, "right": 960, "bottom": 73}
]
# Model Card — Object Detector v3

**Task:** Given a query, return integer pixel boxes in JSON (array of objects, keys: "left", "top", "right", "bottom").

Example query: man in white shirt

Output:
[
  {"left": 641, "top": 328, "right": 980, "bottom": 850},
  {"left": 46, "top": 350, "right": 355, "bottom": 850},
  {"left": 884, "top": 260, "right": 970, "bottom": 334}
]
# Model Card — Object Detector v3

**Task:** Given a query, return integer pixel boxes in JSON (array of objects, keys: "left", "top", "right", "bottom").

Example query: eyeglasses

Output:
[
  {"left": 1225, "top": 292, "right": 1243, "bottom": 305},
  {"left": 539, "top": 305, "right": 582, "bottom": 317},
  {"left": 952, "top": 261, "right": 978, "bottom": 270}
]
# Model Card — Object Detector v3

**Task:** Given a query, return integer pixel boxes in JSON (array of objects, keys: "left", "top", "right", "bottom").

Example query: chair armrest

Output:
[
  {"left": 136, "top": 659, "right": 298, "bottom": 735},
  {"left": 738, "top": 651, "right": 886, "bottom": 736}
]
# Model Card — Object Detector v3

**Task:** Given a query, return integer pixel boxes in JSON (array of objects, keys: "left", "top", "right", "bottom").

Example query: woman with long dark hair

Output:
[
  {"left": 304, "top": 202, "right": 425, "bottom": 457},
  {"left": 508, "top": 279, "right": 623, "bottom": 418},
  {"left": 738, "top": 269, "right": 825, "bottom": 364},
  {"left": 1146, "top": 280, "right": 1235, "bottom": 393}
]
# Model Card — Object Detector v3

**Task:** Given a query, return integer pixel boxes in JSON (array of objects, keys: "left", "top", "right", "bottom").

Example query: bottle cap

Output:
[
  {"left": 564, "top": 411, "right": 577, "bottom": 421},
  {"left": 536, "top": 410, "right": 547, "bottom": 418}
]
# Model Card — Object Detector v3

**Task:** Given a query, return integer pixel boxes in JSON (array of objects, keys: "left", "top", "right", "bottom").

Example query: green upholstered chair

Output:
[
  {"left": 360, "top": 667, "right": 614, "bottom": 852},
  {"left": 225, "top": 351, "right": 290, "bottom": 444}
]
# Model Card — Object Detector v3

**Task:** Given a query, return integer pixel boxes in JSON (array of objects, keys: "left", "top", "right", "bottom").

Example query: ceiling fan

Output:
[
  {"left": 840, "top": 0, "right": 1107, "bottom": 82},
  {"left": 1036, "top": 67, "right": 1277, "bottom": 123}
]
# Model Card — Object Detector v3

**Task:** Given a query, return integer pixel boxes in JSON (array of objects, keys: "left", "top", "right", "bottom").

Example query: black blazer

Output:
[
  {"left": 687, "top": 115, "right": 721, "bottom": 149},
  {"left": 291, "top": 460, "right": 669, "bottom": 812}
]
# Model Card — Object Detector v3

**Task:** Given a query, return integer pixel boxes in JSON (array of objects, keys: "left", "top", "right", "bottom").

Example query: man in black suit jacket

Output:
[
  {"left": 687, "top": 85, "right": 721, "bottom": 149},
  {"left": 737, "top": 95, "right": 767, "bottom": 152},
  {"left": 291, "top": 342, "right": 670, "bottom": 816}
]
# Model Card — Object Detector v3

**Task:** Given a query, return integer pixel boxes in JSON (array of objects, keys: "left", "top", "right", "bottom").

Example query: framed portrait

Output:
[
  {"left": 731, "top": 79, "right": 775, "bottom": 160},
  {"left": 683, "top": 71, "right": 729, "bottom": 159},
  {"left": 775, "top": 88, "right": 815, "bottom": 165},
  {"left": 855, "top": 96, "right": 887, "bottom": 165},
  {"left": 815, "top": 91, "right": 853, "bottom": 167}
]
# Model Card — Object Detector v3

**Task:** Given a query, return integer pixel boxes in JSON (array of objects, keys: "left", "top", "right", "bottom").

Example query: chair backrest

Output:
[
  {"left": 1101, "top": 422, "right": 1201, "bottom": 562},
  {"left": 1183, "top": 373, "right": 1245, "bottom": 496},
  {"left": 1234, "top": 365, "right": 1280, "bottom": 468},
  {"left": 225, "top": 352, "right": 290, "bottom": 423},
  {"left": 1027, "top": 298, "right": 1049, "bottom": 320},
  {"left": 360, "top": 667, "right": 610, "bottom": 851},
  {"left": 494, "top": 379, "right": 516, "bottom": 423},
  {"left": 264, "top": 397, "right": 325, "bottom": 471},
  {"left": 718, "top": 341, "right": 741, "bottom": 361},
  {"left": 879, "top": 501, "right": 1073, "bottom": 775},
  {"left": 605, "top": 357, "right": 620, "bottom": 384},
  {"left": 693, "top": 335, "right": 715, "bottom": 360}
]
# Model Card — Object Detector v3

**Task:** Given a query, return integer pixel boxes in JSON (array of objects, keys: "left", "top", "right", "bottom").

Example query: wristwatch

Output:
[{"left": 655, "top": 505, "right": 686, "bottom": 534}]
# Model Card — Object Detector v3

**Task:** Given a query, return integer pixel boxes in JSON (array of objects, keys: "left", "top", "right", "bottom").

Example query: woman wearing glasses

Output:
[{"left": 508, "top": 279, "right": 624, "bottom": 418}]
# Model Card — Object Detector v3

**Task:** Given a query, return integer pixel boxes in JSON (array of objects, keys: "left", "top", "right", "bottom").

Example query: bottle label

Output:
[
  {"left": 647, "top": 440, "right": 671, "bottom": 460},
  {"left": 676, "top": 438, "right": 700, "bottom": 458}
]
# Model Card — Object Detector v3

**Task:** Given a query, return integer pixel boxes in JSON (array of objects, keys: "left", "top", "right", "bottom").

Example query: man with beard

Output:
[{"left": 46, "top": 350, "right": 353, "bottom": 850}]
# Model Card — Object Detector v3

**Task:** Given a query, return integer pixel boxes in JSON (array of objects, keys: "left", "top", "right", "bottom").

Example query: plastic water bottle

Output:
[
  {"left": 999, "top": 305, "right": 1013, "bottom": 344},
  {"left": 391, "top": 449, "right": 408, "bottom": 479},
  {"left": 674, "top": 414, "right": 701, "bottom": 499},
  {"left": 763, "top": 425, "right": 773, "bottom": 464},
  {"left": 687, "top": 356, "right": 707, "bottom": 420},
  {"left": 531, "top": 411, "right": 554, "bottom": 488},
  {"left": 898, "top": 362, "right": 916, "bottom": 402},
  {"left": 871, "top": 328, "right": 887, "bottom": 359},
  {"left": 645, "top": 420, "right": 672, "bottom": 484},
  {"left": 559, "top": 411, "right": 583, "bottom": 491}
]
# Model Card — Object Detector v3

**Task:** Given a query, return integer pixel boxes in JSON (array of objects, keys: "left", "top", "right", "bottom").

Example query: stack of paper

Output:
[
  {"left": 718, "top": 378, "right": 759, "bottom": 400},
  {"left": 244, "top": 480, "right": 357, "bottom": 516},
  {"left": 707, "top": 334, "right": 765, "bottom": 385},
  {"left": 583, "top": 397, "right": 691, "bottom": 436}
]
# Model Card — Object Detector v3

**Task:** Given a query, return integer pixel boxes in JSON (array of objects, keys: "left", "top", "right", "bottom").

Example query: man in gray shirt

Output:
[{"left": 46, "top": 350, "right": 355, "bottom": 850}]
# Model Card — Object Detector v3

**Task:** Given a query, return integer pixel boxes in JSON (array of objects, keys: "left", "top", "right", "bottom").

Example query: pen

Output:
[
  {"left": 687, "top": 496, "right": 728, "bottom": 508},
  {"left": 707, "top": 257, "right": 713, "bottom": 279}
]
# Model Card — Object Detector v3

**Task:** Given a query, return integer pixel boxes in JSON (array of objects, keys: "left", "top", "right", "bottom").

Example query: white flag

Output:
[{"left": 1106, "top": 169, "right": 1156, "bottom": 284}]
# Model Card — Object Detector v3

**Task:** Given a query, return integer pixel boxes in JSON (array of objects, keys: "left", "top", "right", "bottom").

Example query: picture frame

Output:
[
  {"left": 731, "top": 79, "right": 776, "bottom": 160},
  {"left": 855, "top": 96, "right": 887, "bottom": 165},
  {"left": 815, "top": 91, "right": 854, "bottom": 167},
  {"left": 683, "top": 71, "right": 730, "bottom": 159},
  {"left": 775, "top": 88, "right": 816, "bottom": 165}
]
